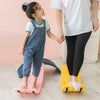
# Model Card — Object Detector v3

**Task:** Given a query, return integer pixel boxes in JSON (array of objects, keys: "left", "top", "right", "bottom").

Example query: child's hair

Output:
[{"left": 22, "top": 2, "right": 39, "bottom": 20}]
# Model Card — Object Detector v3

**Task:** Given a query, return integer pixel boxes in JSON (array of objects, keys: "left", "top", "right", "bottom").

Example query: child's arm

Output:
[
  {"left": 47, "top": 31, "right": 58, "bottom": 41},
  {"left": 47, "top": 31, "right": 64, "bottom": 44},
  {"left": 21, "top": 32, "right": 30, "bottom": 55},
  {"left": 45, "top": 20, "right": 64, "bottom": 44},
  {"left": 91, "top": 0, "right": 99, "bottom": 32}
]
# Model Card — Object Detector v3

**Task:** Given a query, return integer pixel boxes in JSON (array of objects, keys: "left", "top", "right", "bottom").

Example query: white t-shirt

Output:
[
  {"left": 25, "top": 20, "right": 50, "bottom": 35},
  {"left": 50, "top": 0, "right": 93, "bottom": 36}
]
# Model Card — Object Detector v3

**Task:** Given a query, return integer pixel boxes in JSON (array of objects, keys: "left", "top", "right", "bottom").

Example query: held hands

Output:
[{"left": 56, "top": 33, "right": 65, "bottom": 44}]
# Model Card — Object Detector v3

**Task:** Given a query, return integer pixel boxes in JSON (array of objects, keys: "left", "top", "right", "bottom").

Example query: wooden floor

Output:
[{"left": 0, "top": 58, "right": 100, "bottom": 100}]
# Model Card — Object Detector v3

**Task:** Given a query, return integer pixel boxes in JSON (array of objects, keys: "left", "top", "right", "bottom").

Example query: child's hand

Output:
[
  {"left": 60, "top": 33, "right": 64, "bottom": 40},
  {"left": 59, "top": 37, "right": 65, "bottom": 44},
  {"left": 58, "top": 37, "right": 65, "bottom": 44},
  {"left": 56, "top": 36, "right": 65, "bottom": 44},
  {"left": 47, "top": 32, "right": 65, "bottom": 44}
]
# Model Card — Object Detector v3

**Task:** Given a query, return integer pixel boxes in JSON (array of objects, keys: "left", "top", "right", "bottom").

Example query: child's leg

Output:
[
  {"left": 30, "top": 76, "right": 38, "bottom": 92},
  {"left": 21, "top": 77, "right": 28, "bottom": 89},
  {"left": 21, "top": 50, "right": 33, "bottom": 89},
  {"left": 31, "top": 49, "right": 43, "bottom": 91},
  {"left": 31, "top": 63, "right": 42, "bottom": 92}
]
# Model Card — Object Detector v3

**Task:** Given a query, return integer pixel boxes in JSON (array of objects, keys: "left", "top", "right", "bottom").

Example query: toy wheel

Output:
[
  {"left": 17, "top": 90, "right": 20, "bottom": 93},
  {"left": 78, "top": 87, "right": 82, "bottom": 93},
  {"left": 62, "top": 86, "right": 66, "bottom": 92},
  {"left": 65, "top": 88, "right": 68, "bottom": 92}
]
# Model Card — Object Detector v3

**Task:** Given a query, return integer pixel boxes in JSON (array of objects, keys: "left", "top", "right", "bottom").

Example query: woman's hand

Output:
[
  {"left": 91, "top": 0, "right": 99, "bottom": 32},
  {"left": 57, "top": 33, "right": 65, "bottom": 44},
  {"left": 60, "top": 33, "right": 65, "bottom": 40},
  {"left": 93, "top": 17, "right": 99, "bottom": 32}
]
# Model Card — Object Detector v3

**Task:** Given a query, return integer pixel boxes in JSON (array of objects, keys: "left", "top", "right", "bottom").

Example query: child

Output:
[
  {"left": 19, "top": 2, "right": 64, "bottom": 93},
  {"left": 50, "top": 0, "right": 99, "bottom": 91}
]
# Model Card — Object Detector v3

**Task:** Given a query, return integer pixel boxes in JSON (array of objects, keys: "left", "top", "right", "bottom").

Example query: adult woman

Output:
[{"left": 50, "top": 0, "right": 99, "bottom": 91}]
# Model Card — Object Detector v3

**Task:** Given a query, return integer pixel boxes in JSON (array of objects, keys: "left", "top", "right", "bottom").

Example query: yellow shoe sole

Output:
[{"left": 60, "top": 64, "right": 86, "bottom": 92}]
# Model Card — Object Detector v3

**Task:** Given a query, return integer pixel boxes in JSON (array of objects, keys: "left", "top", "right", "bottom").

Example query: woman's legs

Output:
[
  {"left": 73, "top": 31, "right": 92, "bottom": 76},
  {"left": 65, "top": 35, "right": 77, "bottom": 76},
  {"left": 65, "top": 31, "right": 92, "bottom": 90}
]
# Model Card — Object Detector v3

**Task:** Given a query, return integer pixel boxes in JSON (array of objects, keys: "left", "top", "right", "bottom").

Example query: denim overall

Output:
[{"left": 23, "top": 19, "right": 46, "bottom": 77}]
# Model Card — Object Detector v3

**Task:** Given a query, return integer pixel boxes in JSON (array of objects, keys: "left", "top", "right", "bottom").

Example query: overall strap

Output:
[
  {"left": 31, "top": 19, "right": 46, "bottom": 29},
  {"left": 31, "top": 19, "right": 36, "bottom": 28},
  {"left": 42, "top": 19, "right": 46, "bottom": 29}
]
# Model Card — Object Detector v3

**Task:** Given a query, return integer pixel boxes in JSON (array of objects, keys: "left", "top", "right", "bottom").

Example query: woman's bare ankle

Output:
[
  {"left": 69, "top": 75, "right": 73, "bottom": 82},
  {"left": 71, "top": 75, "right": 78, "bottom": 82}
]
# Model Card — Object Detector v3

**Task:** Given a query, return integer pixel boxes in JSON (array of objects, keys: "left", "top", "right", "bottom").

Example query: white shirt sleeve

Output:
[
  {"left": 45, "top": 21, "right": 51, "bottom": 33},
  {"left": 26, "top": 20, "right": 50, "bottom": 34},
  {"left": 25, "top": 21, "right": 34, "bottom": 34},
  {"left": 50, "top": 0, "right": 64, "bottom": 10}
]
